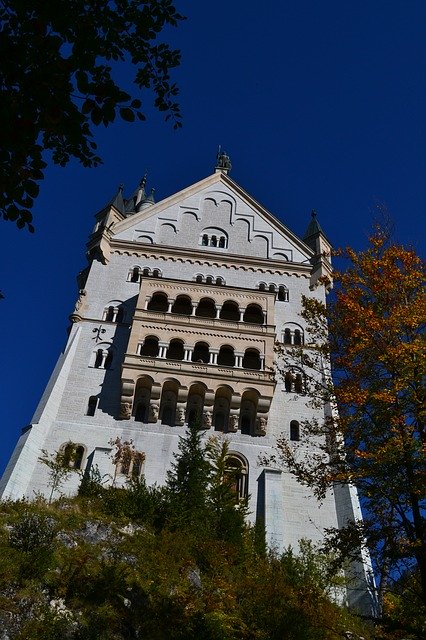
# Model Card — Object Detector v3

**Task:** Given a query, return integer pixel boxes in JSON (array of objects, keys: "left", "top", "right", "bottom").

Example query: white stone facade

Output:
[{"left": 0, "top": 167, "right": 375, "bottom": 612}]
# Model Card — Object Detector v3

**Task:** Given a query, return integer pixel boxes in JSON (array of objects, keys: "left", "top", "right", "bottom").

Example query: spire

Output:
[
  {"left": 303, "top": 209, "right": 324, "bottom": 240},
  {"left": 215, "top": 146, "right": 232, "bottom": 174},
  {"left": 136, "top": 187, "right": 156, "bottom": 211},
  {"left": 105, "top": 184, "right": 125, "bottom": 214},
  {"left": 125, "top": 173, "right": 149, "bottom": 214}
]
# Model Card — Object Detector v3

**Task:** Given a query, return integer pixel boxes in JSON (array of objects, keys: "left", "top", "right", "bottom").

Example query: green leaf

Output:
[{"left": 119, "top": 107, "right": 135, "bottom": 122}]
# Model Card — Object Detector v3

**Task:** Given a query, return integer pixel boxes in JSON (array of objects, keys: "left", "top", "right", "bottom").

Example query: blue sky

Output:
[{"left": 1, "top": 1, "right": 425, "bottom": 477}]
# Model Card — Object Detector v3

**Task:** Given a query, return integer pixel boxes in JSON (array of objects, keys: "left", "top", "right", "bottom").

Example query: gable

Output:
[{"left": 112, "top": 173, "right": 313, "bottom": 263}]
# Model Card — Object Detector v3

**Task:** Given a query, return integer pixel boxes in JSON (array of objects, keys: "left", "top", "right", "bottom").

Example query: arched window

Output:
[
  {"left": 210, "top": 235, "right": 218, "bottom": 247},
  {"left": 205, "top": 275, "right": 213, "bottom": 285},
  {"left": 61, "top": 443, "right": 85, "bottom": 470},
  {"left": 290, "top": 420, "right": 300, "bottom": 441},
  {"left": 142, "top": 267, "right": 151, "bottom": 276},
  {"left": 152, "top": 269, "right": 161, "bottom": 277},
  {"left": 195, "top": 274, "right": 203, "bottom": 283},
  {"left": 258, "top": 282, "right": 267, "bottom": 292},
  {"left": 202, "top": 234, "right": 208, "bottom": 246},
  {"left": 139, "top": 336, "right": 159, "bottom": 357},
  {"left": 186, "top": 383, "right": 206, "bottom": 427},
  {"left": 195, "top": 297, "right": 216, "bottom": 318},
  {"left": 284, "top": 370, "right": 304, "bottom": 394},
  {"left": 213, "top": 388, "right": 232, "bottom": 432},
  {"left": 166, "top": 339, "right": 185, "bottom": 361},
  {"left": 147, "top": 292, "right": 168, "bottom": 312},
  {"left": 220, "top": 301, "right": 239, "bottom": 322},
  {"left": 268, "top": 284, "right": 276, "bottom": 293},
  {"left": 278, "top": 285, "right": 289, "bottom": 302},
  {"left": 284, "top": 328, "right": 292, "bottom": 345},
  {"left": 192, "top": 341, "right": 210, "bottom": 363},
  {"left": 294, "top": 329, "right": 303, "bottom": 345},
  {"left": 225, "top": 454, "right": 249, "bottom": 501},
  {"left": 133, "top": 377, "right": 152, "bottom": 422},
  {"left": 216, "top": 276, "right": 225, "bottom": 286},
  {"left": 130, "top": 267, "right": 140, "bottom": 282},
  {"left": 242, "top": 348, "right": 261, "bottom": 370},
  {"left": 217, "top": 345, "right": 235, "bottom": 367},
  {"left": 171, "top": 295, "right": 192, "bottom": 315},
  {"left": 243, "top": 304, "right": 263, "bottom": 325},
  {"left": 218, "top": 236, "right": 226, "bottom": 248},
  {"left": 159, "top": 381, "right": 179, "bottom": 426}
]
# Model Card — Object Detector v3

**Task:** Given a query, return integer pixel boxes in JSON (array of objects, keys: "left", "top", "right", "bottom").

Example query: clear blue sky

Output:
[{"left": 1, "top": 1, "right": 425, "bottom": 477}]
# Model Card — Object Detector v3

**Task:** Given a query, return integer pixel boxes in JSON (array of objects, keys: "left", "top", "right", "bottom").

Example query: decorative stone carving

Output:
[
  {"left": 74, "top": 289, "right": 86, "bottom": 312},
  {"left": 202, "top": 410, "right": 212, "bottom": 429},
  {"left": 228, "top": 413, "right": 239, "bottom": 432},
  {"left": 255, "top": 415, "right": 268, "bottom": 436},
  {"left": 119, "top": 402, "right": 132, "bottom": 420},
  {"left": 176, "top": 406, "right": 186, "bottom": 426},
  {"left": 148, "top": 403, "right": 159, "bottom": 422}
]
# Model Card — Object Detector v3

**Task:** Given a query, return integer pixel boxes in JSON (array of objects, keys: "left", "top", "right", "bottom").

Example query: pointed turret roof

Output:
[
  {"left": 102, "top": 184, "right": 125, "bottom": 214},
  {"left": 303, "top": 210, "right": 324, "bottom": 240}
]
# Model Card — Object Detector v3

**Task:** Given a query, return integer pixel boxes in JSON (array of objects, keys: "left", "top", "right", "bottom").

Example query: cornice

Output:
[{"left": 110, "top": 240, "right": 311, "bottom": 278}]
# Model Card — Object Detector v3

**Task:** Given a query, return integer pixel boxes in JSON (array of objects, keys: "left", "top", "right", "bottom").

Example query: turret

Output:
[{"left": 303, "top": 210, "right": 333, "bottom": 291}]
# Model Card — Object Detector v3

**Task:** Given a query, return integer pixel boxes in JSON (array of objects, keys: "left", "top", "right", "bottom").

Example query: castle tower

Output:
[{"left": 0, "top": 156, "right": 376, "bottom": 612}]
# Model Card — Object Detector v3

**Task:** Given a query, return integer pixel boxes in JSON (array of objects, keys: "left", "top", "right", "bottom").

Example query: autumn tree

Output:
[
  {"left": 275, "top": 227, "right": 425, "bottom": 612},
  {"left": 0, "top": 0, "right": 184, "bottom": 231}
]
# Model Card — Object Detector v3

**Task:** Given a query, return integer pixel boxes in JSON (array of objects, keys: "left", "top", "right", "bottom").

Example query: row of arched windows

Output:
[
  {"left": 283, "top": 328, "right": 304, "bottom": 345},
  {"left": 138, "top": 337, "right": 264, "bottom": 370},
  {"left": 258, "top": 282, "right": 289, "bottom": 301},
  {"left": 146, "top": 293, "right": 266, "bottom": 324},
  {"left": 201, "top": 233, "right": 227, "bottom": 248},
  {"left": 128, "top": 266, "right": 163, "bottom": 283},
  {"left": 102, "top": 305, "right": 125, "bottom": 323},
  {"left": 129, "top": 380, "right": 268, "bottom": 436},
  {"left": 194, "top": 274, "right": 225, "bottom": 285}
]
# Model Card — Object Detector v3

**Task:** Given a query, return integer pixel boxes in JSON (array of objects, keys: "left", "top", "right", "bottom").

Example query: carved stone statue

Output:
[
  {"left": 74, "top": 289, "right": 86, "bottom": 312},
  {"left": 119, "top": 402, "right": 132, "bottom": 420},
  {"left": 228, "top": 413, "right": 239, "bottom": 432},
  {"left": 148, "top": 403, "right": 159, "bottom": 422},
  {"left": 202, "top": 411, "right": 212, "bottom": 428},
  {"left": 256, "top": 415, "right": 268, "bottom": 436},
  {"left": 176, "top": 406, "right": 185, "bottom": 426}
]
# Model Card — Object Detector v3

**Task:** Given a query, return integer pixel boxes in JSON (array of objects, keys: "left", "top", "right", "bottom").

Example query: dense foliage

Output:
[
  {"left": 0, "top": 424, "right": 370, "bottom": 639},
  {"left": 275, "top": 228, "right": 425, "bottom": 624},
  {"left": 0, "top": 0, "right": 184, "bottom": 231}
]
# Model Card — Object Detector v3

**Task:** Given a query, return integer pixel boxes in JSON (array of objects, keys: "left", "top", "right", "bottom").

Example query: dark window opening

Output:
[
  {"left": 147, "top": 292, "right": 168, "bottom": 312},
  {"left": 290, "top": 420, "right": 300, "bottom": 441},
  {"left": 217, "top": 346, "right": 235, "bottom": 367},
  {"left": 140, "top": 336, "right": 159, "bottom": 357},
  {"left": 195, "top": 298, "right": 216, "bottom": 318},
  {"left": 171, "top": 295, "right": 192, "bottom": 315},
  {"left": 166, "top": 340, "right": 184, "bottom": 361},
  {"left": 278, "top": 286, "right": 289, "bottom": 302},
  {"left": 219, "top": 236, "right": 226, "bottom": 248},
  {"left": 284, "top": 329, "right": 292, "bottom": 345},
  {"left": 135, "top": 402, "right": 148, "bottom": 422},
  {"left": 104, "top": 350, "right": 113, "bottom": 369},
  {"left": 94, "top": 349, "right": 103, "bottom": 368},
  {"left": 242, "top": 349, "right": 261, "bottom": 370},
  {"left": 86, "top": 396, "right": 98, "bottom": 416},
  {"left": 243, "top": 304, "right": 263, "bottom": 324},
  {"left": 220, "top": 301, "right": 239, "bottom": 322},
  {"left": 192, "top": 342, "right": 210, "bottom": 363},
  {"left": 240, "top": 415, "right": 251, "bottom": 435},
  {"left": 202, "top": 234, "right": 208, "bottom": 246},
  {"left": 130, "top": 268, "right": 140, "bottom": 282},
  {"left": 294, "top": 330, "right": 302, "bottom": 345},
  {"left": 210, "top": 235, "right": 218, "bottom": 247}
]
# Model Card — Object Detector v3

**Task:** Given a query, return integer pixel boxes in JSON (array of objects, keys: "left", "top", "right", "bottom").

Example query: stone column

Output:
[
  {"left": 262, "top": 310, "right": 267, "bottom": 325},
  {"left": 209, "top": 349, "right": 219, "bottom": 365},
  {"left": 235, "top": 352, "right": 244, "bottom": 368},
  {"left": 167, "top": 300, "right": 175, "bottom": 314},
  {"left": 144, "top": 297, "right": 150, "bottom": 310},
  {"left": 260, "top": 354, "right": 265, "bottom": 370},
  {"left": 100, "top": 350, "right": 109, "bottom": 368},
  {"left": 239, "top": 308, "right": 245, "bottom": 322},
  {"left": 184, "top": 346, "right": 193, "bottom": 362},
  {"left": 215, "top": 305, "right": 222, "bottom": 319},
  {"left": 112, "top": 307, "right": 118, "bottom": 322},
  {"left": 158, "top": 342, "right": 168, "bottom": 358},
  {"left": 191, "top": 302, "right": 197, "bottom": 316}
]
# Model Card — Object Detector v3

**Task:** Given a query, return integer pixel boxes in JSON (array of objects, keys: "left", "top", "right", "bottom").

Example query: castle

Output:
[{"left": 0, "top": 153, "right": 375, "bottom": 611}]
